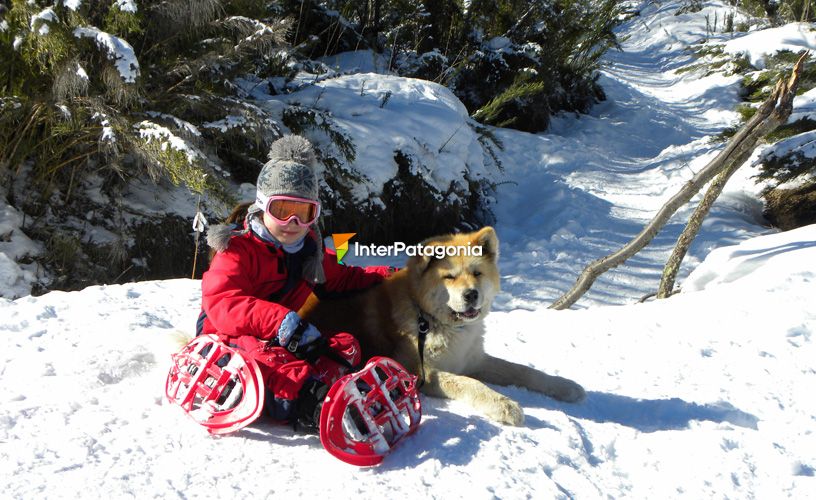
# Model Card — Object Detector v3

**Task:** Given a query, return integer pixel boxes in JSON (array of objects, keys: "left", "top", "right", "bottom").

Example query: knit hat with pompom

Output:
[{"left": 255, "top": 135, "right": 319, "bottom": 207}]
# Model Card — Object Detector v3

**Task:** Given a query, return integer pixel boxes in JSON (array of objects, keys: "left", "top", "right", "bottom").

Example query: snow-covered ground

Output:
[{"left": 2, "top": 1, "right": 816, "bottom": 498}]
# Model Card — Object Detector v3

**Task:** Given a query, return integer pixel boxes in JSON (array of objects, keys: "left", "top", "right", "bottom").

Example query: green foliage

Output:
[
  {"left": 766, "top": 117, "right": 816, "bottom": 143},
  {"left": 473, "top": 80, "right": 547, "bottom": 129},
  {"left": 103, "top": 4, "right": 143, "bottom": 38},
  {"left": 677, "top": 44, "right": 752, "bottom": 78},
  {"left": 1, "top": 0, "right": 619, "bottom": 291},
  {"left": 444, "top": 0, "right": 620, "bottom": 130},
  {"left": 472, "top": 123, "right": 505, "bottom": 172},
  {"left": 739, "top": 0, "right": 816, "bottom": 22},
  {"left": 755, "top": 149, "right": 816, "bottom": 192},
  {"left": 724, "top": 49, "right": 816, "bottom": 194},
  {"left": 741, "top": 50, "right": 816, "bottom": 103},
  {"left": 2, "top": 0, "right": 294, "bottom": 201},
  {"left": 1, "top": 0, "right": 297, "bottom": 292},
  {"left": 777, "top": 0, "right": 816, "bottom": 22}
]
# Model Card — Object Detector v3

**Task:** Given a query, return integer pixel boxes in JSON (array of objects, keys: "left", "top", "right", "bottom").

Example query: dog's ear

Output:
[
  {"left": 407, "top": 237, "right": 438, "bottom": 274},
  {"left": 473, "top": 227, "right": 499, "bottom": 261},
  {"left": 407, "top": 253, "right": 434, "bottom": 275}
]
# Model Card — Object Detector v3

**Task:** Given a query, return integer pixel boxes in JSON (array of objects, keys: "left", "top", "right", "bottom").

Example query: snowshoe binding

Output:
[
  {"left": 165, "top": 334, "right": 264, "bottom": 435},
  {"left": 319, "top": 356, "right": 422, "bottom": 466}
]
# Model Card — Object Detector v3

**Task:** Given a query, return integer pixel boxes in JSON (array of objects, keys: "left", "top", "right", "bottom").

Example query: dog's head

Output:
[{"left": 407, "top": 227, "right": 500, "bottom": 326}]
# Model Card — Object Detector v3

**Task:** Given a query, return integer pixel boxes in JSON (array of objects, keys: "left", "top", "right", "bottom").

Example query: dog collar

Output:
[{"left": 416, "top": 311, "right": 432, "bottom": 388}]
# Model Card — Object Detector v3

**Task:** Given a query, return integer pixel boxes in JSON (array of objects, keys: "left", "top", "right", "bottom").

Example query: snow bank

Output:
[
  {"left": 683, "top": 223, "right": 816, "bottom": 291},
  {"left": 267, "top": 74, "right": 493, "bottom": 202},
  {"left": 722, "top": 23, "right": 816, "bottom": 69},
  {"left": 789, "top": 86, "right": 816, "bottom": 123}
]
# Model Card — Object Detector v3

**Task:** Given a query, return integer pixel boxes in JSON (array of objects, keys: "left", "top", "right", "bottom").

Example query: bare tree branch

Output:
[{"left": 657, "top": 52, "right": 808, "bottom": 298}]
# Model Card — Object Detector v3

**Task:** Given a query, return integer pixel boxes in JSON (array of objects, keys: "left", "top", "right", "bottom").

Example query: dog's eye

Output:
[
  {"left": 473, "top": 271, "right": 482, "bottom": 277},
  {"left": 443, "top": 274, "right": 456, "bottom": 281}
]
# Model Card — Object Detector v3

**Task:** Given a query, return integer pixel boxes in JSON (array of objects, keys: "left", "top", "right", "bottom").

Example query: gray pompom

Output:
[{"left": 267, "top": 135, "right": 316, "bottom": 166}]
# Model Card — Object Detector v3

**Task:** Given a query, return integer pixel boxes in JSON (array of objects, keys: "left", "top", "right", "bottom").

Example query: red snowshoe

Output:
[
  {"left": 319, "top": 356, "right": 422, "bottom": 466},
  {"left": 165, "top": 334, "right": 264, "bottom": 435}
]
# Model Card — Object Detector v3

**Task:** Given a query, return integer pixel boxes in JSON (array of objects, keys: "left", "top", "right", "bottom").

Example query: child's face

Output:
[{"left": 263, "top": 212, "right": 310, "bottom": 245}]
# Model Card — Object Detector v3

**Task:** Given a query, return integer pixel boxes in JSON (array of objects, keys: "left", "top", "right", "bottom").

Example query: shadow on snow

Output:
[{"left": 522, "top": 389, "right": 759, "bottom": 433}]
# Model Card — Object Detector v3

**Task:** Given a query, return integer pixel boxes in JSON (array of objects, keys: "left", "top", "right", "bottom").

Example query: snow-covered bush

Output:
[
  {"left": 278, "top": 0, "right": 622, "bottom": 132},
  {"left": 732, "top": 49, "right": 816, "bottom": 227},
  {"left": 0, "top": 0, "right": 293, "bottom": 291},
  {"left": 671, "top": 14, "right": 816, "bottom": 230},
  {"left": 739, "top": 0, "right": 816, "bottom": 24},
  {"left": 448, "top": 0, "right": 620, "bottom": 131},
  {"left": 0, "top": 0, "right": 507, "bottom": 294}
]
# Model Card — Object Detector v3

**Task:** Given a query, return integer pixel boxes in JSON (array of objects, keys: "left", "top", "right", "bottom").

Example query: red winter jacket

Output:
[{"left": 200, "top": 228, "right": 390, "bottom": 341}]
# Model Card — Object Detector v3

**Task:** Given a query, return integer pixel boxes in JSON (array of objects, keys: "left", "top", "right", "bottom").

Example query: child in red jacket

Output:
[{"left": 199, "top": 135, "right": 391, "bottom": 431}]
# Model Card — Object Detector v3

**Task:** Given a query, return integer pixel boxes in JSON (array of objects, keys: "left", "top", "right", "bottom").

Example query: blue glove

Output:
[{"left": 277, "top": 311, "right": 325, "bottom": 361}]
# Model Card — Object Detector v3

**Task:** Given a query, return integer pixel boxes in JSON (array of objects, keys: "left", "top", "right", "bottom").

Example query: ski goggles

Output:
[{"left": 259, "top": 194, "right": 321, "bottom": 227}]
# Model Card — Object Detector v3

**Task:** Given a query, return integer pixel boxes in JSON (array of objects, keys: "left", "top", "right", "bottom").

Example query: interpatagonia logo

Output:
[
  {"left": 331, "top": 233, "right": 483, "bottom": 262},
  {"left": 331, "top": 233, "right": 356, "bottom": 264}
]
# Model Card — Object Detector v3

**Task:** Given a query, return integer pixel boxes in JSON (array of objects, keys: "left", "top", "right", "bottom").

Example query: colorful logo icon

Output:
[{"left": 331, "top": 233, "right": 356, "bottom": 264}]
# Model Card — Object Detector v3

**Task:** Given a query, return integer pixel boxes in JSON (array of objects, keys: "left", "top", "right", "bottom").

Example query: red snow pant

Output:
[{"left": 223, "top": 331, "right": 361, "bottom": 422}]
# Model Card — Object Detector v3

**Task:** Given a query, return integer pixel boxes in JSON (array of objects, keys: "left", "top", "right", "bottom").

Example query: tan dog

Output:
[{"left": 300, "top": 227, "right": 585, "bottom": 426}]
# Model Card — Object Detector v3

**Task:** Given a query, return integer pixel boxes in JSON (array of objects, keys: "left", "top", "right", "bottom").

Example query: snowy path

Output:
[{"left": 493, "top": 3, "right": 769, "bottom": 310}]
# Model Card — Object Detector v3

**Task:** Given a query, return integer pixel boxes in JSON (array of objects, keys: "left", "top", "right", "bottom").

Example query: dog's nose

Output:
[{"left": 463, "top": 289, "right": 479, "bottom": 305}]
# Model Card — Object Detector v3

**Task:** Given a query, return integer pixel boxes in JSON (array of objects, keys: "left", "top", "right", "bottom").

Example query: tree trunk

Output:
[
  {"left": 549, "top": 52, "right": 808, "bottom": 310},
  {"left": 657, "top": 53, "right": 805, "bottom": 298}
]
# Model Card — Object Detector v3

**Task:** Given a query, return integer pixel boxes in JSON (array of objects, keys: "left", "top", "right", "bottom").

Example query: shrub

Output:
[
  {"left": 1, "top": 0, "right": 293, "bottom": 292},
  {"left": 278, "top": 0, "right": 622, "bottom": 132}
]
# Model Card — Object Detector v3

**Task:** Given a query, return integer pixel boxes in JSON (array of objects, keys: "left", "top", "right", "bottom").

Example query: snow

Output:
[
  {"left": 75, "top": 64, "right": 89, "bottom": 81},
  {"left": 114, "top": 0, "right": 137, "bottom": 14},
  {"left": 201, "top": 115, "right": 249, "bottom": 133},
  {"left": 2, "top": 1, "right": 816, "bottom": 497},
  {"left": 755, "top": 128, "right": 816, "bottom": 180},
  {"left": 63, "top": 0, "right": 82, "bottom": 11},
  {"left": 684, "top": 223, "right": 816, "bottom": 291},
  {"left": 94, "top": 113, "right": 115, "bottom": 143},
  {"left": 789, "top": 86, "right": 816, "bottom": 122},
  {"left": 30, "top": 8, "right": 57, "bottom": 36},
  {"left": 722, "top": 22, "right": 816, "bottom": 69},
  {"left": 0, "top": 203, "right": 43, "bottom": 299},
  {"left": 2, "top": 227, "right": 814, "bottom": 497},
  {"left": 145, "top": 112, "right": 202, "bottom": 138},
  {"left": 135, "top": 121, "right": 204, "bottom": 164},
  {"left": 73, "top": 27, "right": 140, "bottom": 83}
]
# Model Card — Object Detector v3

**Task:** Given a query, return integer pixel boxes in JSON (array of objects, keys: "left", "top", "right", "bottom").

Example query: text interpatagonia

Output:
[{"left": 353, "top": 241, "right": 483, "bottom": 259}]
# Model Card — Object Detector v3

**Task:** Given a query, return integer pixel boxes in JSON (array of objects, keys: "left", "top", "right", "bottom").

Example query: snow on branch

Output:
[
  {"left": 135, "top": 121, "right": 205, "bottom": 164},
  {"left": 115, "top": 0, "right": 138, "bottom": 14},
  {"left": 30, "top": 8, "right": 58, "bottom": 35},
  {"left": 73, "top": 27, "right": 140, "bottom": 83}
]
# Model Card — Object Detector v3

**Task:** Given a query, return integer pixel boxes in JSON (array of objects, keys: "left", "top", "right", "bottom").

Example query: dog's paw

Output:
[
  {"left": 550, "top": 378, "right": 586, "bottom": 403},
  {"left": 486, "top": 397, "right": 525, "bottom": 426}
]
